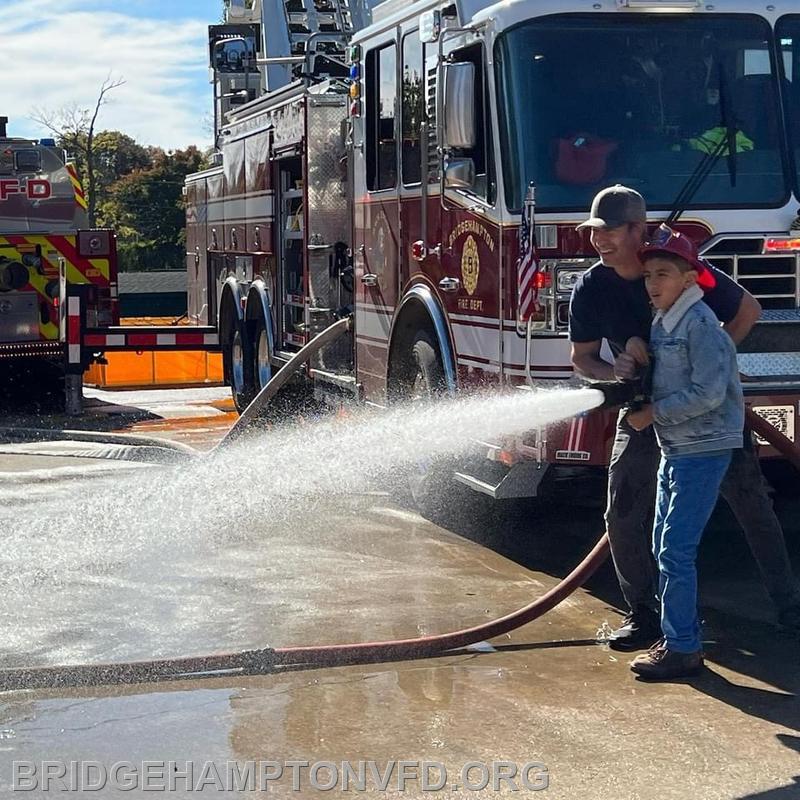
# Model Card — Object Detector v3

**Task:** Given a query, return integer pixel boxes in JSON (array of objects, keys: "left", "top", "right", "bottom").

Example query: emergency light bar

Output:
[
  {"left": 764, "top": 238, "right": 800, "bottom": 253},
  {"left": 617, "top": 0, "right": 700, "bottom": 8}
]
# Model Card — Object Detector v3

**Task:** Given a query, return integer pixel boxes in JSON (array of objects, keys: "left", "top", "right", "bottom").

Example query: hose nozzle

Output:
[{"left": 590, "top": 380, "right": 645, "bottom": 411}]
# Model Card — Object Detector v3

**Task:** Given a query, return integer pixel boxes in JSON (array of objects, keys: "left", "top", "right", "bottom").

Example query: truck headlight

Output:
[{"left": 556, "top": 268, "right": 584, "bottom": 294}]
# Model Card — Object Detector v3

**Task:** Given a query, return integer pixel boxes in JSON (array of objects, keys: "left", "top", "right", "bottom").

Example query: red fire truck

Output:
[
  {"left": 182, "top": 0, "right": 800, "bottom": 497},
  {"left": 0, "top": 117, "right": 219, "bottom": 413},
  {"left": 0, "top": 117, "right": 120, "bottom": 404}
]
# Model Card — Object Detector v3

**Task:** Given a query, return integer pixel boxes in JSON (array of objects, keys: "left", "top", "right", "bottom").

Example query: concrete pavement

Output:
[{"left": 0, "top": 387, "right": 798, "bottom": 798}]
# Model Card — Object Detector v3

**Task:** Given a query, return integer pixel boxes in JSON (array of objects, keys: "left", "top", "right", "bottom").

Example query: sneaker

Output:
[
  {"left": 630, "top": 643, "right": 704, "bottom": 680},
  {"left": 778, "top": 603, "right": 800, "bottom": 632},
  {"left": 606, "top": 607, "right": 662, "bottom": 652}
]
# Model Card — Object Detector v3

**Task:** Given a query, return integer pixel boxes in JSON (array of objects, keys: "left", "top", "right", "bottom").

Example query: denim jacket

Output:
[{"left": 650, "top": 284, "right": 744, "bottom": 457}]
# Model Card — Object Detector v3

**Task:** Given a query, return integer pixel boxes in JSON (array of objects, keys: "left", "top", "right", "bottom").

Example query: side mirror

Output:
[
  {"left": 443, "top": 62, "right": 476, "bottom": 149},
  {"left": 212, "top": 38, "right": 249, "bottom": 73},
  {"left": 444, "top": 158, "right": 475, "bottom": 189}
]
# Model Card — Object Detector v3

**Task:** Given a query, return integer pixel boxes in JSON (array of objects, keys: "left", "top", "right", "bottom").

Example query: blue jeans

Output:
[{"left": 653, "top": 451, "right": 733, "bottom": 653}]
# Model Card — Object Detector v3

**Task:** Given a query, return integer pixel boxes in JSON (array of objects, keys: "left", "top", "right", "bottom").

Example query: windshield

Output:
[
  {"left": 777, "top": 16, "right": 800, "bottom": 198},
  {"left": 496, "top": 14, "right": 787, "bottom": 212}
]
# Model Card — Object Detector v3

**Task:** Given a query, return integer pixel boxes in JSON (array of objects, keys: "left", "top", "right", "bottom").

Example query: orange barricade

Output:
[{"left": 84, "top": 318, "right": 223, "bottom": 389}]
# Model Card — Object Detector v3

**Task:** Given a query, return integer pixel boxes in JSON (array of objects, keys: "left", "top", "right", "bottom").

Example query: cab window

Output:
[
  {"left": 401, "top": 32, "right": 424, "bottom": 186},
  {"left": 366, "top": 42, "right": 397, "bottom": 191},
  {"left": 449, "top": 44, "right": 494, "bottom": 203}
]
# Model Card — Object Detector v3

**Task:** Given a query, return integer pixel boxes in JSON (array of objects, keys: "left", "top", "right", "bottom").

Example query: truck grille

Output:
[{"left": 702, "top": 236, "right": 799, "bottom": 310}]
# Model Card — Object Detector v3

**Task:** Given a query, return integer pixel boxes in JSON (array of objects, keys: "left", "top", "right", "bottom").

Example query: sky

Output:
[{"left": 3, "top": 0, "right": 224, "bottom": 150}]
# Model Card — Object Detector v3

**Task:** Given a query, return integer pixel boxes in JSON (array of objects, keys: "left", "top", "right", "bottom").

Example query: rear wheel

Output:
[
  {"left": 253, "top": 316, "right": 272, "bottom": 393},
  {"left": 223, "top": 319, "right": 255, "bottom": 413}
]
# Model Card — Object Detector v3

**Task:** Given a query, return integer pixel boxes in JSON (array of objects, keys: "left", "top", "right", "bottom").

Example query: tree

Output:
[
  {"left": 104, "top": 146, "right": 208, "bottom": 271},
  {"left": 31, "top": 75, "right": 126, "bottom": 226},
  {"left": 92, "top": 131, "right": 152, "bottom": 213}
]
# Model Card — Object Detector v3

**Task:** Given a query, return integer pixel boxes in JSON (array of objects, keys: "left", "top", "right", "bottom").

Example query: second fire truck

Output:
[{"left": 181, "top": 0, "right": 800, "bottom": 497}]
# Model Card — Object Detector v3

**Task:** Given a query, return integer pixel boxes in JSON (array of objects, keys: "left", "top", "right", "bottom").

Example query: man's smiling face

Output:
[{"left": 589, "top": 223, "right": 644, "bottom": 270}]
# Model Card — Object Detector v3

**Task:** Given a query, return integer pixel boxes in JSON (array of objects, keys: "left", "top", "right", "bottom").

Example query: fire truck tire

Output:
[
  {"left": 407, "top": 331, "right": 446, "bottom": 399},
  {"left": 224, "top": 322, "right": 256, "bottom": 414},
  {"left": 253, "top": 315, "right": 272, "bottom": 393},
  {"left": 401, "top": 331, "right": 458, "bottom": 518}
]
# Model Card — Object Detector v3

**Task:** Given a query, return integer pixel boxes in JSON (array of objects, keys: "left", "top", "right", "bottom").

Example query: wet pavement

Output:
[{"left": 0, "top": 387, "right": 799, "bottom": 798}]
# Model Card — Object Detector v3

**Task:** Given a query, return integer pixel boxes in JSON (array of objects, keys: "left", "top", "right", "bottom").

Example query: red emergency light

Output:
[
  {"left": 533, "top": 271, "right": 551, "bottom": 290},
  {"left": 763, "top": 237, "right": 800, "bottom": 253}
]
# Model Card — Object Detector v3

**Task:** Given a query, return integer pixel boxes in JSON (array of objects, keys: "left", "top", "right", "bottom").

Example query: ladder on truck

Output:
[{"left": 255, "top": 0, "right": 363, "bottom": 92}]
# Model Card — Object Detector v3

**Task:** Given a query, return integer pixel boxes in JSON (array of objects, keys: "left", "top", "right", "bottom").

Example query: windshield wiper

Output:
[
  {"left": 665, "top": 135, "right": 728, "bottom": 227},
  {"left": 666, "top": 56, "right": 737, "bottom": 226},
  {"left": 718, "top": 59, "right": 738, "bottom": 189}
]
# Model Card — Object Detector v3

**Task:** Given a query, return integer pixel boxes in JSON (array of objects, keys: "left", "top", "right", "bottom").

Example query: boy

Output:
[{"left": 625, "top": 226, "right": 744, "bottom": 680}]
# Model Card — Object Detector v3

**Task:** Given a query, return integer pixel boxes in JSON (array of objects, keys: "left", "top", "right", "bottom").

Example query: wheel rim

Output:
[
  {"left": 409, "top": 364, "right": 430, "bottom": 402},
  {"left": 231, "top": 329, "right": 246, "bottom": 396},
  {"left": 256, "top": 328, "right": 271, "bottom": 389}
]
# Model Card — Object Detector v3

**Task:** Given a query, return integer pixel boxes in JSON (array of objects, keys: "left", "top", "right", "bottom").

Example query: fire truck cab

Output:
[{"left": 187, "top": 0, "right": 800, "bottom": 498}]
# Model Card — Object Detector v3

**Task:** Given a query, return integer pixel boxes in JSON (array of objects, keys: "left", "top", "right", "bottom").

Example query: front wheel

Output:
[
  {"left": 408, "top": 332, "right": 446, "bottom": 400},
  {"left": 393, "top": 331, "right": 457, "bottom": 518}
]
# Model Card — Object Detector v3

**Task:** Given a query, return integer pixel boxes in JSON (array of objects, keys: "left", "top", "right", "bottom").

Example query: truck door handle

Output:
[
  {"left": 438, "top": 277, "right": 461, "bottom": 293},
  {"left": 360, "top": 273, "right": 378, "bottom": 287}
]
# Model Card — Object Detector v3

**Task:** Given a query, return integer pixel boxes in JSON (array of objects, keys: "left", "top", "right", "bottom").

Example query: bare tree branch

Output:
[{"left": 29, "top": 75, "right": 126, "bottom": 226}]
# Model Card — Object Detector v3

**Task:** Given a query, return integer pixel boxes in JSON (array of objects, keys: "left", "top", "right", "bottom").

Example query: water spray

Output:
[{"left": 0, "top": 319, "right": 792, "bottom": 692}]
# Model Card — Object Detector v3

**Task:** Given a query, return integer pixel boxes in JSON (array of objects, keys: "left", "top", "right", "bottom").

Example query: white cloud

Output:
[{"left": 3, "top": 1, "right": 214, "bottom": 149}]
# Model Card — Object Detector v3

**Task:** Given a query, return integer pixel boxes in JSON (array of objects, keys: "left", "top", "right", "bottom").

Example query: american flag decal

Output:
[{"left": 517, "top": 182, "right": 540, "bottom": 323}]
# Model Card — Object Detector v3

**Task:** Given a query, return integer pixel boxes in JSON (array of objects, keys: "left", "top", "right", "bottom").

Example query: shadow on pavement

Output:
[
  {"left": 732, "top": 776, "right": 800, "bottom": 799},
  {"left": 397, "top": 463, "right": 800, "bottom": 739}
]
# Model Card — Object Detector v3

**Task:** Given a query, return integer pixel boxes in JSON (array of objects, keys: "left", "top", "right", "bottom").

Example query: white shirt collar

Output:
[{"left": 653, "top": 284, "right": 704, "bottom": 333}]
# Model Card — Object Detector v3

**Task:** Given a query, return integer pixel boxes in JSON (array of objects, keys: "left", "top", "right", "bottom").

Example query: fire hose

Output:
[{"left": 0, "top": 321, "right": 797, "bottom": 690}]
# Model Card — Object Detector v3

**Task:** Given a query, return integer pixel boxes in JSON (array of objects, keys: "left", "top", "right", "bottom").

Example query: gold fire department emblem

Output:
[{"left": 461, "top": 235, "right": 479, "bottom": 296}]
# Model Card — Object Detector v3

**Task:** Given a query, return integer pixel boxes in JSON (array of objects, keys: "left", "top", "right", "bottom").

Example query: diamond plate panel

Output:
[
  {"left": 306, "top": 99, "right": 349, "bottom": 310},
  {"left": 306, "top": 98, "right": 353, "bottom": 373},
  {"left": 738, "top": 352, "right": 800, "bottom": 377},
  {"left": 759, "top": 308, "right": 800, "bottom": 322}
]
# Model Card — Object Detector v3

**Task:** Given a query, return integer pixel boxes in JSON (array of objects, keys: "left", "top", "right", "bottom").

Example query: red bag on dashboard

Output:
[{"left": 555, "top": 134, "right": 618, "bottom": 185}]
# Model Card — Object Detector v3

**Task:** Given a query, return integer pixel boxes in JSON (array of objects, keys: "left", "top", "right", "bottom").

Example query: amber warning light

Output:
[{"left": 764, "top": 238, "right": 800, "bottom": 253}]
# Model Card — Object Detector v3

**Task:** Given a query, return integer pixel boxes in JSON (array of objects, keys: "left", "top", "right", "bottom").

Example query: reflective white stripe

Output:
[
  {"left": 355, "top": 306, "right": 392, "bottom": 341},
  {"left": 365, "top": 302, "right": 395, "bottom": 314},
  {"left": 503, "top": 331, "right": 572, "bottom": 369},
  {"left": 451, "top": 323, "right": 572, "bottom": 371},
  {"left": 356, "top": 336, "right": 389, "bottom": 349},
  {"left": 457, "top": 357, "right": 500, "bottom": 373},
  {"left": 204, "top": 333, "right": 219, "bottom": 345},
  {"left": 566, "top": 418, "right": 578, "bottom": 450},
  {"left": 504, "top": 367, "right": 573, "bottom": 378},
  {"left": 68, "top": 344, "right": 81, "bottom": 364},
  {"left": 451, "top": 322, "right": 500, "bottom": 363},
  {"left": 574, "top": 416, "right": 586, "bottom": 450},
  {"left": 106, "top": 334, "right": 126, "bottom": 347},
  {"left": 156, "top": 334, "right": 176, "bottom": 346},
  {"left": 68, "top": 296, "right": 80, "bottom": 315},
  {"left": 449, "top": 312, "right": 499, "bottom": 325}
]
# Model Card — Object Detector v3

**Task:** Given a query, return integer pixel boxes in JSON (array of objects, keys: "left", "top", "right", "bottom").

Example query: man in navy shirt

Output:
[{"left": 569, "top": 185, "right": 800, "bottom": 650}]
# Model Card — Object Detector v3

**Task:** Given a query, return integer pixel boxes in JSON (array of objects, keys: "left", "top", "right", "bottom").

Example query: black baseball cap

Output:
[{"left": 576, "top": 185, "right": 646, "bottom": 231}]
